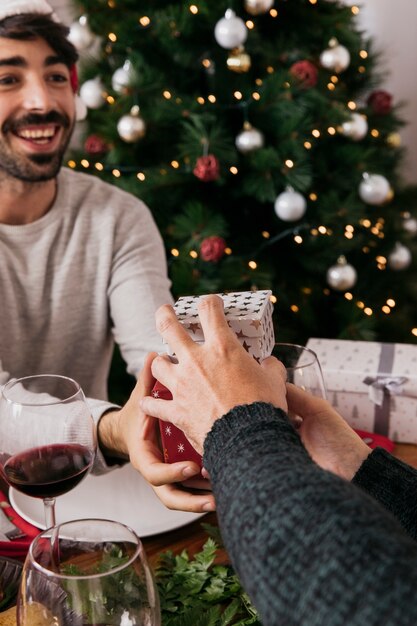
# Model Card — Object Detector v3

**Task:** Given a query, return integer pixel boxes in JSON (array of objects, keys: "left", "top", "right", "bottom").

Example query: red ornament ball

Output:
[
  {"left": 367, "top": 90, "right": 393, "bottom": 115},
  {"left": 84, "top": 134, "right": 109, "bottom": 155},
  {"left": 193, "top": 154, "right": 220, "bottom": 182},
  {"left": 200, "top": 236, "right": 227, "bottom": 262},
  {"left": 289, "top": 60, "right": 318, "bottom": 88}
]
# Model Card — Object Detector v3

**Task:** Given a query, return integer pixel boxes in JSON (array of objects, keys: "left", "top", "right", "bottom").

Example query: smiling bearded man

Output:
[
  {"left": 0, "top": 2, "right": 207, "bottom": 516},
  {"left": 0, "top": 1, "right": 77, "bottom": 187},
  {"left": 0, "top": 37, "right": 74, "bottom": 183}
]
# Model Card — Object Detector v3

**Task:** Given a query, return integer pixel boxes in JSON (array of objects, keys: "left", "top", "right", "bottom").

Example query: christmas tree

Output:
[{"left": 68, "top": 0, "right": 417, "bottom": 345}]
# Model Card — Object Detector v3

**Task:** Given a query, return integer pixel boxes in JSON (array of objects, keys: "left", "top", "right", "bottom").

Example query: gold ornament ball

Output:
[
  {"left": 244, "top": 0, "right": 274, "bottom": 15},
  {"left": 386, "top": 132, "right": 401, "bottom": 148},
  {"left": 117, "top": 106, "right": 146, "bottom": 143},
  {"left": 227, "top": 47, "right": 251, "bottom": 73}
]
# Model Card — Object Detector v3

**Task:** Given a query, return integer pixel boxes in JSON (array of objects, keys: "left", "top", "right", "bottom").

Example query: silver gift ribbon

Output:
[
  {"left": 361, "top": 342, "right": 407, "bottom": 436},
  {"left": 363, "top": 375, "right": 408, "bottom": 406}
]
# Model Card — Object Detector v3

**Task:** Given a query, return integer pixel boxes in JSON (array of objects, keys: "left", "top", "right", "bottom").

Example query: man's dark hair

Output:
[{"left": 0, "top": 13, "right": 79, "bottom": 67}]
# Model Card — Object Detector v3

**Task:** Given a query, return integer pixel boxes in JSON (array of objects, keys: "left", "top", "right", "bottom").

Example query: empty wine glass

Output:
[
  {"left": 273, "top": 343, "right": 327, "bottom": 426},
  {"left": 17, "top": 518, "right": 161, "bottom": 626},
  {"left": 273, "top": 343, "right": 327, "bottom": 397},
  {"left": 0, "top": 375, "right": 96, "bottom": 529}
]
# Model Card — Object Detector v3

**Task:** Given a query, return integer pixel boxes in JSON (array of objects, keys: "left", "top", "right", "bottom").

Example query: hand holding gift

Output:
[
  {"left": 152, "top": 290, "right": 276, "bottom": 465},
  {"left": 142, "top": 295, "right": 288, "bottom": 455},
  {"left": 286, "top": 384, "right": 372, "bottom": 481},
  {"left": 141, "top": 295, "right": 375, "bottom": 511},
  {"left": 100, "top": 353, "right": 215, "bottom": 513}
]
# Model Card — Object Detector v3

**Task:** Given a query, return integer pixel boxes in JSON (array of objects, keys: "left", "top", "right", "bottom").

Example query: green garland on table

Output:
[{"left": 155, "top": 528, "right": 261, "bottom": 626}]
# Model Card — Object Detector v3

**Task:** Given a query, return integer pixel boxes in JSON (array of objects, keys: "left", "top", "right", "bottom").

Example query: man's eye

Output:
[
  {"left": 0, "top": 75, "right": 18, "bottom": 85},
  {"left": 49, "top": 73, "right": 68, "bottom": 83}
]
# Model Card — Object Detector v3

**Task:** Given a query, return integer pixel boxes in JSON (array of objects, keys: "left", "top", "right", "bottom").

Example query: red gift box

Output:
[
  {"left": 153, "top": 380, "right": 203, "bottom": 467},
  {"left": 155, "top": 291, "right": 275, "bottom": 466}
]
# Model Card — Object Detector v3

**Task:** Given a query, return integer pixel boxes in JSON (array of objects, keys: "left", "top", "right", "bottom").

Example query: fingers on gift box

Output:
[{"left": 153, "top": 291, "right": 275, "bottom": 466}]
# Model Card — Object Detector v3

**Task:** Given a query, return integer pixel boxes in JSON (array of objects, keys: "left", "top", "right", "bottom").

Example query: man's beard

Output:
[{"left": 0, "top": 111, "right": 73, "bottom": 183}]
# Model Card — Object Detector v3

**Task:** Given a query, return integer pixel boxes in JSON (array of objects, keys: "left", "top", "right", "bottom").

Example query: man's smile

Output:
[{"left": 14, "top": 124, "right": 59, "bottom": 145}]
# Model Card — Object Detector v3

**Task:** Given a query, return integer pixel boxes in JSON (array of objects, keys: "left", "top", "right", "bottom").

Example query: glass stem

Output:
[{"left": 43, "top": 497, "right": 56, "bottom": 529}]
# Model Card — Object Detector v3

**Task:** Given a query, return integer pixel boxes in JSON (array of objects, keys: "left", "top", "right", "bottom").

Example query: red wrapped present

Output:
[
  {"left": 153, "top": 380, "right": 203, "bottom": 467},
  {"left": 156, "top": 290, "right": 275, "bottom": 465}
]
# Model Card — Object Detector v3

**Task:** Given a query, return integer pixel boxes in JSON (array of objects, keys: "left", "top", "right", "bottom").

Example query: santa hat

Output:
[{"left": 0, "top": 0, "right": 58, "bottom": 23}]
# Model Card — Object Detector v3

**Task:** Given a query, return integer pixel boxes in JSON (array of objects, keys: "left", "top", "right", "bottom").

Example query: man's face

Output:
[{"left": 0, "top": 36, "right": 75, "bottom": 183}]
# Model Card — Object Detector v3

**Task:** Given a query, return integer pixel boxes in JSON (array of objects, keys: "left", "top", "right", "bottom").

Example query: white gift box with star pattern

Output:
[
  {"left": 166, "top": 290, "right": 275, "bottom": 361},
  {"left": 156, "top": 290, "right": 275, "bottom": 465},
  {"left": 307, "top": 337, "right": 417, "bottom": 443}
]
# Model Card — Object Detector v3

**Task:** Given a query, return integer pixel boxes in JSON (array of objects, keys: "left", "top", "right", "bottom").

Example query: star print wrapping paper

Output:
[
  {"left": 153, "top": 379, "right": 203, "bottom": 465},
  {"left": 307, "top": 338, "right": 417, "bottom": 443},
  {"left": 167, "top": 290, "right": 275, "bottom": 361},
  {"left": 155, "top": 290, "right": 275, "bottom": 465}
]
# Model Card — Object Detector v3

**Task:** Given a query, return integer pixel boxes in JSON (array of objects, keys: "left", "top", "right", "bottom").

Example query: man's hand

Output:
[
  {"left": 287, "top": 384, "right": 372, "bottom": 480},
  {"left": 141, "top": 295, "right": 288, "bottom": 454},
  {"left": 98, "top": 353, "right": 215, "bottom": 513}
]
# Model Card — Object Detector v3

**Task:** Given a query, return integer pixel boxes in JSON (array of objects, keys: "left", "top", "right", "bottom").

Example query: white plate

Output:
[{"left": 10, "top": 463, "right": 204, "bottom": 537}]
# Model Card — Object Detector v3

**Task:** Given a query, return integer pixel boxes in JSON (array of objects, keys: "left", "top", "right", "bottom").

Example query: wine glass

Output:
[
  {"left": 273, "top": 343, "right": 327, "bottom": 424},
  {"left": 17, "top": 518, "right": 161, "bottom": 626},
  {"left": 0, "top": 375, "right": 96, "bottom": 529}
]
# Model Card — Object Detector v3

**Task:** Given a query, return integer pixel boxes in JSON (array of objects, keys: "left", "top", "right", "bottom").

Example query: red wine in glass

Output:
[
  {"left": 3, "top": 443, "right": 94, "bottom": 499},
  {"left": 0, "top": 374, "right": 96, "bottom": 528}
]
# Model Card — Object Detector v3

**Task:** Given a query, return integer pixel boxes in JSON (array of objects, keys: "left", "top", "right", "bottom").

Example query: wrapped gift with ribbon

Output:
[
  {"left": 154, "top": 291, "right": 275, "bottom": 465},
  {"left": 307, "top": 338, "right": 417, "bottom": 443}
]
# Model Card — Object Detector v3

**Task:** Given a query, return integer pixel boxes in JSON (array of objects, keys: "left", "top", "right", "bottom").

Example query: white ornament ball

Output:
[
  {"left": 403, "top": 217, "right": 417, "bottom": 235},
  {"left": 359, "top": 173, "right": 391, "bottom": 205},
  {"left": 68, "top": 16, "right": 94, "bottom": 51},
  {"left": 112, "top": 60, "right": 136, "bottom": 94},
  {"left": 117, "top": 107, "right": 146, "bottom": 143},
  {"left": 326, "top": 258, "right": 357, "bottom": 291},
  {"left": 79, "top": 77, "right": 106, "bottom": 109},
  {"left": 320, "top": 43, "right": 350, "bottom": 73},
  {"left": 235, "top": 123, "right": 264, "bottom": 153},
  {"left": 74, "top": 95, "right": 88, "bottom": 121},
  {"left": 214, "top": 9, "right": 247, "bottom": 49},
  {"left": 388, "top": 243, "right": 412, "bottom": 270},
  {"left": 341, "top": 113, "right": 368, "bottom": 141},
  {"left": 244, "top": 0, "right": 274, "bottom": 15},
  {"left": 274, "top": 188, "right": 307, "bottom": 222}
]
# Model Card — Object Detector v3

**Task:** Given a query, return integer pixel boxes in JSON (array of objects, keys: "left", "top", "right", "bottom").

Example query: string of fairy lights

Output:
[{"left": 66, "top": 1, "right": 417, "bottom": 335}]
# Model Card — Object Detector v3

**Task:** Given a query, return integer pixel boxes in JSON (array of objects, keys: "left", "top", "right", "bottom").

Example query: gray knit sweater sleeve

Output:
[
  {"left": 203, "top": 402, "right": 417, "bottom": 626},
  {"left": 352, "top": 447, "right": 417, "bottom": 540}
]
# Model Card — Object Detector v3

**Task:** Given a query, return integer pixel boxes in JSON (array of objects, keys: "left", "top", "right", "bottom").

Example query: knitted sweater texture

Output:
[{"left": 204, "top": 402, "right": 417, "bottom": 626}]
